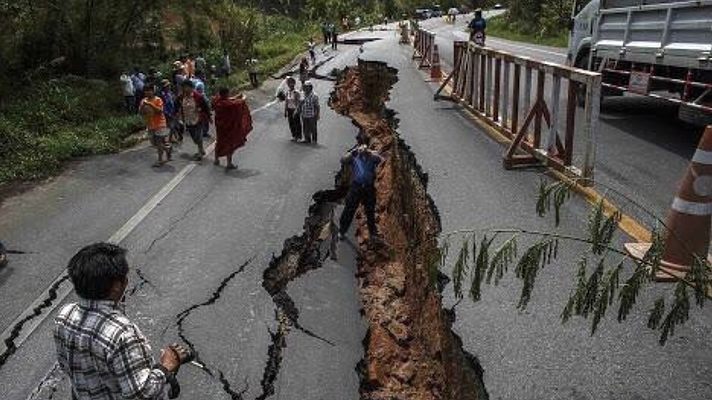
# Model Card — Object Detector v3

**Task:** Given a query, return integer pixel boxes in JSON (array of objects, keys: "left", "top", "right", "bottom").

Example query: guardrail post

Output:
[
  {"left": 564, "top": 81, "right": 577, "bottom": 167},
  {"left": 534, "top": 70, "right": 545, "bottom": 147},
  {"left": 493, "top": 57, "right": 502, "bottom": 123},
  {"left": 582, "top": 74, "right": 601, "bottom": 182},
  {"left": 479, "top": 53, "right": 486, "bottom": 112},
  {"left": 547, "top": 75, "right": 562, "bottom": 154},
  {"left": 502, "top": 61, "right": 510, "bottom": 129},
  {"left": 512, "top": 64, "right": 521, "bottom": 138}
]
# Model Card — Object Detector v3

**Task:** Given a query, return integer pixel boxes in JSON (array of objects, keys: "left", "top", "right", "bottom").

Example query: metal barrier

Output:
[
  {"left": 412, "top": 29, "right": 435, "bottom": 69},
  {"left": 436, "top": 41, "right": 602, "bottom": 182}
]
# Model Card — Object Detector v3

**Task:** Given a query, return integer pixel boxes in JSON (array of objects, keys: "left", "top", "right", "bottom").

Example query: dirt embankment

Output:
[{"left": 331, "top": 60, "right": 489, "bottom": 400}]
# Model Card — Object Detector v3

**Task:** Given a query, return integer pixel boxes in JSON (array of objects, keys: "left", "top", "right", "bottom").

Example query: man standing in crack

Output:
[
  {"left": 338, "top": 134, "right": 384, "bottom": 242},
  {"left": 54, "top": 243, "right": 191, "bottom": 399}
]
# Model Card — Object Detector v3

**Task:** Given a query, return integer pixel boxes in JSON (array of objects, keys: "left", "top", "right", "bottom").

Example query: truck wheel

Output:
[{"left": 679, "top": 104, "right": 712, "bottom": 127}]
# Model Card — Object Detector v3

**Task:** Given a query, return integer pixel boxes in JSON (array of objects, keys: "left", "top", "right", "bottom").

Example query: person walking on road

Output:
[
  {"left": 468, "top": 9, "right": 487, "bottom": 46},
  {"left": 120, "top": 72, "right": 135, "bottom": 114},
  {"left": 177, "top": 80, "right": 210, "bottom": 161},
  {"left": 330, "top": 23, "right": 339, "bottom": 50},
  {"left": 299, "top": 57, "right": 309, "bottom": 86},
  {"left": 307, "top": 39, "right": 317, "bottom": 65},
  {"left": 54, "top": 242, "right": 191, "bottom": 400},
  {"left": 338, "top": 135, "right": 384, "bottom": 242},
  {"left": 300, "top": 81, "right": 320, "bottom": 144},
  {"left": 140, "top": 85, "right": 172, "bottom": 167},
  {"left": 159, "top": 80, "right": 180, "bottom": 144},
  {"left": 212, "top": 88, "right": 253, "bottom": 170},
  {"left": 284, "top": 77, "right": 302, "bottom": 141},
  {"left": 131, "top": 67, "right": 146, "bottom": 112},
  {"left": 322, "top": 22, "right": 330, "bottom": 45}
]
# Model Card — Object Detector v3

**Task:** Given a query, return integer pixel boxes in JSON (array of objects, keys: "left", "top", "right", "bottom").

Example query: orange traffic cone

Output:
[
  {"left": 431, "top": 44, "right": 442, "bottom": 80},
  {"left": 625, "top": 126, "right": 712, "bottom": 281}
]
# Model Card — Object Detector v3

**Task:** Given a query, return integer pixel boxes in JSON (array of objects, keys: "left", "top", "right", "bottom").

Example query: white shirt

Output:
[
  {"left": 286, "top": 88, "right": 301, "bottom": 110},
  {"left": 120, "top": 74, "right": 134, "bottom": 96}
]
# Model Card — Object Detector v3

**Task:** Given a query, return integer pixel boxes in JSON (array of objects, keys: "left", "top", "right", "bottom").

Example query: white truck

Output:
[{"left": 566, "top": 0, "right": 712, "bottom": 125}]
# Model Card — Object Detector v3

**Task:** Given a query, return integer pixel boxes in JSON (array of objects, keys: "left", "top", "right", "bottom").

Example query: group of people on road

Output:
[
  {"left": 124, "top": 52, "right": 253, "bottom": 169},
  {"left": 321, "top": 22, "right": 340, "bottom": 50}
]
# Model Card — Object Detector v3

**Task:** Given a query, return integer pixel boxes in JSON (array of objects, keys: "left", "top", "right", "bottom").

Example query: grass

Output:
[
  {"left": 485, "top": 13, "right": 569, "bottom": 48},
  {"left": 0, "top": 76, "right": 143, "bottom": 185}
]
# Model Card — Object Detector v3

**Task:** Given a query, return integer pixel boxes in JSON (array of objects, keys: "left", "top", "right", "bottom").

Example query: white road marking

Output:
[{"left": 1, "top": 99, "right": 278, "bottom": 368}]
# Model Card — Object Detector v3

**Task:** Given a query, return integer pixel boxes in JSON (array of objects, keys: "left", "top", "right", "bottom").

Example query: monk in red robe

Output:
[{"left": 212, "top": 87, "right": 253, "bottom": 169}]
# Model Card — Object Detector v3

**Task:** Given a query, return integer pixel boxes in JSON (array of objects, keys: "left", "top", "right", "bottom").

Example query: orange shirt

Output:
[{"left": 142, "top": 97, "right": 166, "bottom": 131}]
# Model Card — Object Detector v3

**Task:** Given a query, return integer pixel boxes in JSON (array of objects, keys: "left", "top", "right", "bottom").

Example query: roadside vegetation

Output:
[
  {"left": 484, "top": 0, "right": 584, "bottom": 48},
  {"left": 486, "top": 13, "right": 569, "bottom": 48}
]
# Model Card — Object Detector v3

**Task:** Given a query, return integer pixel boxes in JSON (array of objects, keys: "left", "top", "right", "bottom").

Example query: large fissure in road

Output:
[
  {"left": 259, "top": 176, "right": 347, "bottom": 399},
  {"left": 331, "top": 59, "right": 489, "bottom": 400}
]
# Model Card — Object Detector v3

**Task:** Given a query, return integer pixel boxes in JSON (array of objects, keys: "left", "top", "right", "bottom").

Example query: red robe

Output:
[{"left": 212, "top": 96, "right": 253, "bottom": 157}]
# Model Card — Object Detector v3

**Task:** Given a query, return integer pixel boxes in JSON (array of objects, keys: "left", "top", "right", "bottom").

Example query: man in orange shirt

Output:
[{"left": 140, "top": 85, "right": 172, "bottom": 167}]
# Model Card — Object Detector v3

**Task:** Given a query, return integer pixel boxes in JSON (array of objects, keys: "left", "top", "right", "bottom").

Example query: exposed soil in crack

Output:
[
  {"left": 331, "top": 59, "right": 489, "bottom": 400},
  {"left": 258, "top": 171, "right": 349, "bottom": 399}
]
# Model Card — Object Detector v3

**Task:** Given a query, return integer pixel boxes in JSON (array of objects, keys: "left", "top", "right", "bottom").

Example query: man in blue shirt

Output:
[{"left": 338, "top": 135, "right": 385, "bottom": 241}]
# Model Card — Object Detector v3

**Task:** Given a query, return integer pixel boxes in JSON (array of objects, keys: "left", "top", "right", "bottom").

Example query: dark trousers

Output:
[
  {"left": 286, "top": 108, "right": 302, "bottom": 139},
  {"left": 124, "top": 95, "right": 135, "bottom": 113},
  {"left": 339, "top": 184, "right": 378, "bottom": 236},
  {"left": 302, "top": 117, "right": 318, "bottom": 143},
  {"left": 331, "top": 34, "right": 338, "bottom": 50},
  {"left": 323, "top": 32, "right": 330, "bottom": 44}
]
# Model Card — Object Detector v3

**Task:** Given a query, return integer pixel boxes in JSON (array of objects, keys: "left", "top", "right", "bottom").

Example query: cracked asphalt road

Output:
[
  {"left": 2, "top": 24, "right": 711, "bottom": 400},
  {"left": 0, "top": 44, "right": 370, "bottom": 399}
]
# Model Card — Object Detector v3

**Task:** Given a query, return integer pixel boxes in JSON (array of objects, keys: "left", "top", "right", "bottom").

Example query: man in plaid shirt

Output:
[
  {"left": 300, "top": 81, "right": 320, "bottom": 144},
  {"left": 55, "top": 243, "right": 189, "bottom": 400}
]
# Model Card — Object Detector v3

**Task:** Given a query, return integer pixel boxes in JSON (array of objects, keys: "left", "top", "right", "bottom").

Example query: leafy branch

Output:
[{"left": 436, "top": 179, "right": 711, "bottom": 346}]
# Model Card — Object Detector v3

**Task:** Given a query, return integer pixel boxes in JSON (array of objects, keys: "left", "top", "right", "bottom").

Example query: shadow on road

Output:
[{"left": 600, "top": 97, "right": 703, "bottom": 159}]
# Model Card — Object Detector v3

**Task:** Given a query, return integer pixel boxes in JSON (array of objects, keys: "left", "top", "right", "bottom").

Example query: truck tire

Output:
[{"left": 679, "top": 104, "right": 712, "bottom": 127}]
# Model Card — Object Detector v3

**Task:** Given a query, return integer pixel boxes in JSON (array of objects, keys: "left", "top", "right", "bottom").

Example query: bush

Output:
[{"left": 0, "top": 76, "right": 142, "bottom": 185}]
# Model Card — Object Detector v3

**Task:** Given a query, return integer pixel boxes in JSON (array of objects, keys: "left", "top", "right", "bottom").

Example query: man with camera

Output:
[
  {"left": 54, "top": 243, "right": 191, "bottom": 399},
  {"left": 338, "top": 135, "right": 385, "bottom": 242}
]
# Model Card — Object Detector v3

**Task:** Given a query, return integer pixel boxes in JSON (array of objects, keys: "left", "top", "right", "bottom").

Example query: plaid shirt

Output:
[
  {"left": 54, "top": 299, "right": 167, "bottom": 400},
  {"left": 300, "top": 93, "right": 320, "bottom": 119}
]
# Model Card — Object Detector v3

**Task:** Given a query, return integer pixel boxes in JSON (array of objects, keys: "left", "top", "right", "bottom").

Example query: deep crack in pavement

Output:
[
  {"left": 173, "top": 257, "right": 254, "bottom": 399},
  {"left": 258, "top": 173, "right": 348, "bottom": 399},
  {"left": 331, "top": 59, "right": 490, "bottom": 400}
]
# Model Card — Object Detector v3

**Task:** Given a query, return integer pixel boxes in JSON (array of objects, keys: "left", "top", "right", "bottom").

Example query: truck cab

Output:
[{"left": 567, "top": 0, "right": 599, "bottom": 69}]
